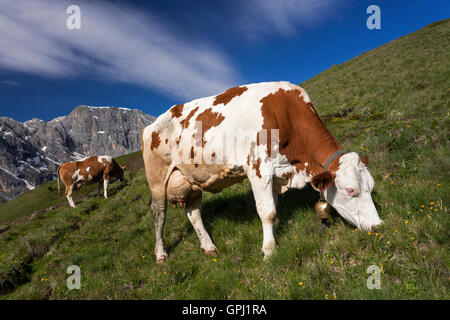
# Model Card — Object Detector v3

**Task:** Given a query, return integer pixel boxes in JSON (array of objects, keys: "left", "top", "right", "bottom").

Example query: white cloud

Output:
[
  {"left": 236, "top": 0, "right": 344, "bottom": 39},
  {"left": 0, "top": 0, "right": 240, "bottom": 100}
]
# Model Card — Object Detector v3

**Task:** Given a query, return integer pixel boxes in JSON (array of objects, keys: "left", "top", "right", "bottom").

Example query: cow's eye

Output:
[{"left": 345, "top": 187, "right": 355, "bottom": 196}]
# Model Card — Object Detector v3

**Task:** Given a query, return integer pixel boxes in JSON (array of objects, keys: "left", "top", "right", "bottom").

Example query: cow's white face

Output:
[{"left": 322, "top": 152, "right": 382, "bottom": 231}]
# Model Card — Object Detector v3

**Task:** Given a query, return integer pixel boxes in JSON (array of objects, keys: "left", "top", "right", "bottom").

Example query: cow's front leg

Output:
[
  {"left": 186, "top": 193, "right": 218, "bottom": 256},
  {"left": 103, "top": 179, "right": 109, "bottom": 199},
  {"left": 97, "top": 181, "right": 102, "bottom": 197},
  {"left": 248, "top": 175, "right": 277, "bottom": 260}
]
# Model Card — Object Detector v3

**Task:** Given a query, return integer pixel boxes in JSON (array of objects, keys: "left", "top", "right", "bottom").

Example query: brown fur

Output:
[
  {"left": 259, "top": 88, "right": 342, "bottom": 175},
  {"left": 150, "top": 131, "right": 161, "bottom": 150},
  {"left": 194, "top": 108, "right": 225, "bottom": 147},
  {"left": 311, "top": 171, "right": 335, "bottom": 192},
  {"left": 252, "top": 158, "right": 262, "bottom": 179},
  {"left": 212, "top": 86, "right": 248, "bottom": 106},
  {"left": 282, "top": 172, "right": 293, "bottom": 180},
  {"left": 180, "top": 106, "right": 199, "bottom": 129},
  {"left": 170, "top": 104, "right": 184, "bottom": 118}
]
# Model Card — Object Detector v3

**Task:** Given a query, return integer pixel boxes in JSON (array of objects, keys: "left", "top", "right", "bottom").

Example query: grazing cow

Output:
[
  {"left": 142, "top": 81, "right": 382, "bottom": 264},
  {"left": 57, "top": 156, "right": 125, "bottom": 207}
]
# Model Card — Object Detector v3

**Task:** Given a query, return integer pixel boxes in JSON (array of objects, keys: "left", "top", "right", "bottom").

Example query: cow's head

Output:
[
  {"left": 311, "top": 152, "right": 382, "bottom": 231},
  {"left": 118, "top": 165, "right": 128, "bottom": 181},
  {"left": 111, "top": 161, "right": 127, "bottom": 182}
]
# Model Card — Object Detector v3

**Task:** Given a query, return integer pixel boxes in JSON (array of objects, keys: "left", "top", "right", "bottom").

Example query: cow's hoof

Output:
[
  {"left": 156, "top": 254, "right": 168, "bottom": 264},
  {"left": 262, "top": 253, "right": 272, "bottom": 261},
  {"left": 204, "top": 248, "right": 218, "bottom": 256},
  {"left": 261, "top": 247, "right": 275, "bottom": 261}
]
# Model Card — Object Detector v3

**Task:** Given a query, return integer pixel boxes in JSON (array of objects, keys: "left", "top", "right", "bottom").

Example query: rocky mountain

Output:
[{"left": 0, "top": 106, "right": 155, "bottom": 203}]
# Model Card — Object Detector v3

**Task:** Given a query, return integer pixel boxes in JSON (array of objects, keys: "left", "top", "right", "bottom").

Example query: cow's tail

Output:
[
  {"left": 163, "top": 163, "right": 177, "bottom": 193},
  {"left": 57, "top": 165, "right": 61, "bottom": 197}
]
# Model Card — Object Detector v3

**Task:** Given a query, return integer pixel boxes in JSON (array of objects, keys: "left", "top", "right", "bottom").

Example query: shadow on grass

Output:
[
  {"left": 199, "top": 184, "right": 322, "bottom": 237},
  {"left": 158, "top": 182, "right": 382, "bottom": 256}
]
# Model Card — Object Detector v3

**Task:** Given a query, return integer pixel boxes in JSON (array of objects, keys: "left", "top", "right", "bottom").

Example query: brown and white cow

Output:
[
  {"left": 142, "top": 81, "right": 382, "bottom": 264},
  {"left": 57, "top": 156, "right": 125, "bottom": 207}
]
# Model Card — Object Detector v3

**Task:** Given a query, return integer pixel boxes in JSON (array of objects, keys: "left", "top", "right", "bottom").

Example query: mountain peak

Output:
[{"left": 0, "top": 105, "right": 155, "bottom": 203}]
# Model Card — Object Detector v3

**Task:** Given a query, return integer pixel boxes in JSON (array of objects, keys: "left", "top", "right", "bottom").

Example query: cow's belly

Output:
[{"left": 167, "top": 164, "right": 246, "bottom": 203}]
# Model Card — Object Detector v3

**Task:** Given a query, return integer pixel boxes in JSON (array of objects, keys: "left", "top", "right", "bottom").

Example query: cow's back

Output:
[
  {"left": 142, "top": 81, "right": 314, "bottom": 195},
  {"left": 144, "top": 81, "right": 308, "bottom": 159}
]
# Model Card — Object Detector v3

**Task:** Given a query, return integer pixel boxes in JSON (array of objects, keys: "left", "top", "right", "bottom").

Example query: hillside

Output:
[
  {"left": 0, "top": 20, "right": 448, "bottom": 299},
  {"left": 0, "top": 106, "right": 155, "bottom": 202}
]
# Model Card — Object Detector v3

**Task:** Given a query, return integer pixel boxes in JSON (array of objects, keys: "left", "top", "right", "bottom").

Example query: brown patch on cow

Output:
[
  {"left": 150, "top": 131, "right": 161, "bottom": 150},
  {"left": 195, "top": 108, "right": 225, "bottom": 147},
  {"left": 170, "top": 104, "right": 184, "bottom": 118},
  {"left": 213, "top": 86, "right": 248, "bottom": 106},
  {"left": 252, "top": 158, "right": 262, "bottom": 178},
  {"left": 282, "top": 172, "right": 292, "bottom": 180},
  {"left": 211, "top": 152, "right": 216, "bottom": 158},
  {"left": 180, "top": 106, "right": 199, "bottom": 129},
  {"left": 259, "top": 88, "right": 342, "bottom": 175},
  {"left": 311, "top": 171, "right": 335, "bottom": 192},
  {"left": 165, "top": 139, "right": 168, "bottom": 144},
  {"left": 190, "top": 146, "right": 195, "bottom": 160},
  {"left": 295, "top": 162, "right": 306, "bottom": 173}
]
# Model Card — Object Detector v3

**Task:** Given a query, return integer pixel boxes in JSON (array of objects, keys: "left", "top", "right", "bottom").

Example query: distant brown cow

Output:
[{"left": 57, "top": 156, "right": 126, "bottom": 207}]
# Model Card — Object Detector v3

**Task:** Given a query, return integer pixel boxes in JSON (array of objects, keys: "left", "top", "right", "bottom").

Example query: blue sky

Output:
[{"left": 0, "top": 0, "right": 448, "bottom": 122}]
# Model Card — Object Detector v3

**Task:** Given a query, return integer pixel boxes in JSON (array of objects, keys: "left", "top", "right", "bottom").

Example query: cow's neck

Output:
[
  {"left": 287, "top": 117, "right": 342, "bottom": 176},
  {"left": 260, "top": 88, "right": 343, "bottom": 176}
]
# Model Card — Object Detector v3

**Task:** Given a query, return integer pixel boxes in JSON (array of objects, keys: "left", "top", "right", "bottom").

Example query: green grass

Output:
[{"left": 0, "top": 20, "right": 448, "bottom": 299}]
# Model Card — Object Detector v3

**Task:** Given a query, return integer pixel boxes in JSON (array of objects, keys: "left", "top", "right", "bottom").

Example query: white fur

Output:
[
  {"left": 98, "top": 156, "right": 112, "bottom": 164},
  {"left": 72, "top": 169, "right": 80, "bottom": 180},
  {"left": 103, "top": 179, "right": 109, "bottom": 199},
  {"left": 325, "top": 152, "right": 382, "bottom": 230}
]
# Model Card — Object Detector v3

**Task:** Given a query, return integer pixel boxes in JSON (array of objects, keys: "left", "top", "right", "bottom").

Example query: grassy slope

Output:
[{"left": 0, "top": 20, "right": 448, "bottom": 299}]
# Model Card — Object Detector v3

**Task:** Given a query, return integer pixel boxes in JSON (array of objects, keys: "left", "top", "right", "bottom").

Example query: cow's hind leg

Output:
[
  {"left": 186, "top": 193, "right": 218, "bottom": 256},
  {"left": 248, "top": 174, "right": 277, "bottom": 260},
  {"left": 65, "top": 184, "right": 76, "bottom": 208},
  {"left": 151, "top": 191, "right": 168, "bottom": 264}
]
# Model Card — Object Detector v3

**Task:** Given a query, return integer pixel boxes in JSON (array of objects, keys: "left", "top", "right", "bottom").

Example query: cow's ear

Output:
[
  {"left": 311, "top": 171, "right": 335, "bottom": 192},
  {"left": 361, "top": 155, "right": 369, "bottom": 166}
]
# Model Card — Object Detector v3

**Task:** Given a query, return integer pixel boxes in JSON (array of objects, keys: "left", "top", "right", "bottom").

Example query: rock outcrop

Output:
[{"left": 0, "top": 106, "right": 155, "bottom": 202}]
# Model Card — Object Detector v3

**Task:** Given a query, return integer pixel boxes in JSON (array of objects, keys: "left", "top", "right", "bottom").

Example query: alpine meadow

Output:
[{"left": 0, "top": 19, "right": 448, "bottom": 300}]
